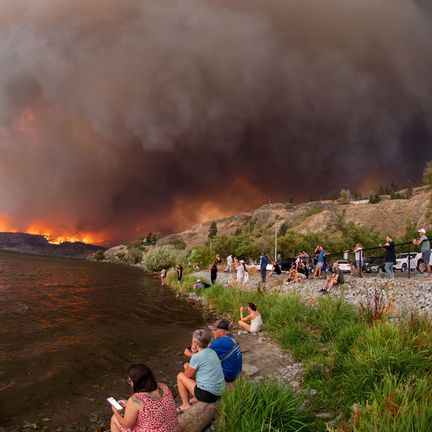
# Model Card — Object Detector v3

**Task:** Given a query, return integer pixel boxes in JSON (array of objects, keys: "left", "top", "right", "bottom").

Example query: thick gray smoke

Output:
[{"left": 0, "top": 0, "right": 431, "bottom": 243}]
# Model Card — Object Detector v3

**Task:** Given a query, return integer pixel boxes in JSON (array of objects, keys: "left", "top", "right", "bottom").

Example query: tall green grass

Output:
[
  {"left": 337, "top": 375, "right": 432, "bottom": 432},
  {"left": 169, "top": 278, "right": 432, "bottom": 430},
  {"left": 215, "top": 378, "right": 318, "bottom": 432}
]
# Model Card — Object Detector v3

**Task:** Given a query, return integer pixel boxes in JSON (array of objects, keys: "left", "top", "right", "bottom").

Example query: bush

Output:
[
  {"left": 338, "top": 189, "right": 352, "bottom": 204},
  {"left": 142, "top": 245, "right": 185, "bottom": 272},
  {"left": 93, "top": 250, "right": 105, "bottom": 261},
  {"left": 215, "top": 378, "right": 316, "bottom": 432},
  {"left": 422, "top": 160, "right": 432, "bottom": 186},
  {"left": 189, "top": 246, "right": 214, "bottom": 269}
]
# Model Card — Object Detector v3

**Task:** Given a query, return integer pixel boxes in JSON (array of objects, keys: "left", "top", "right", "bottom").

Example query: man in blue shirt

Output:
[
  {"left": 260, "top": 252, "right": 269, "bottom": 283},
  {"left": 209, "top": 319, "right": 242, "bottom": 382}
]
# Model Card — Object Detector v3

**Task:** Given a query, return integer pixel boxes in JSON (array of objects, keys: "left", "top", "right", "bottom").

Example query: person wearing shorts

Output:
[{"left": 177, "top": 329, "right": 225, "bottom": 413}]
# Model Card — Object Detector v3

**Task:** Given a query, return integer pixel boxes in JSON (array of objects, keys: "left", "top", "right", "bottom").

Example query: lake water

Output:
[{"left": 0, "top": 251, "right": 204, "bottom": 429}]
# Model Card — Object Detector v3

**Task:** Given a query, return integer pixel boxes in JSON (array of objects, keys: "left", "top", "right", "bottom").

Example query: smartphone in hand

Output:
[{"left": 107, "top": 397, "right": 123, "bottom": 411}]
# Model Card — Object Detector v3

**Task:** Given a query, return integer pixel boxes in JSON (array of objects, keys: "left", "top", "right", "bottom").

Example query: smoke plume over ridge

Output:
[{"left": 0, "top": 0, "right": 431, "bottom": 243}]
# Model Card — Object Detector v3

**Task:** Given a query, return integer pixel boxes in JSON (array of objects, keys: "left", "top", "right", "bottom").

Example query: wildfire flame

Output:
[{"left": 0, "top": 214, "right": 106, "bottom": 245}]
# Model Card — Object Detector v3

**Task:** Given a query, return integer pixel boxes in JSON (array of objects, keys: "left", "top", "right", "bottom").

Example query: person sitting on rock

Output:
[
  {"left": 268, "top": 260, "right": 282, "bottom": 278},
  {"left": 238, "top": 303, "right": 263, "bottom": 334},
  {"left": 110, "top": 364, "right": 180, "bottom": 432},
  {"left": 209, "top": 319, "right": 242, "bottom": 382},
  {"left": 177, "top": 329, "right": 225, "bottom": 413},
  {"left": 319, "top": 262, "right": 344, "bottom": 293}
]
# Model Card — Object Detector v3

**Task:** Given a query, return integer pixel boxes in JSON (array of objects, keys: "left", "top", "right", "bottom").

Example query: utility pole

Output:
[{"left": 274, "top": 216, "right": 284, "bottom": 261}]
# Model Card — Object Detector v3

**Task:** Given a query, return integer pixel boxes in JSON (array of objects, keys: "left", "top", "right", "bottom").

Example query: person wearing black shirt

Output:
[{"left": 381, "top": 235, "right": 396, "bottom": 279}]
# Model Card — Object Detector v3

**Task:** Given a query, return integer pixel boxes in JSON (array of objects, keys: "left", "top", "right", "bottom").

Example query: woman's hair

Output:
[
  {"left": 192, "top": 329, "right": 212, "bottom": 348},
  {"left": 248, "top": 302, "right": 257, "bottom": 311},
  {"left": 127, "top": 364, "right": 158, "bottom": 393}
]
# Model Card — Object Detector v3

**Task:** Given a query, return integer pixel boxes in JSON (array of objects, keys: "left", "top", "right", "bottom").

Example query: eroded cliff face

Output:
[{"left": 159, "top": 187, "right": 431, "bottom": 248}]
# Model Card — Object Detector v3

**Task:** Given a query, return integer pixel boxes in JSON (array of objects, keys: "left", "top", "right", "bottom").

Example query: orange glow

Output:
[
  {"left": 168, "top": 176, "right": 267, "bottom": 231},
  {"left": 26, "top": 223, "right": 106, "bottom": 245},
  {"left": 0, "top": 214, "right": 107, "bottom": 245},
  {"left": 18, "top": 109, "right": 38, "bottom": 141},
  {"left": 357, "top": 172, "right": 386, "bottom": 195}
]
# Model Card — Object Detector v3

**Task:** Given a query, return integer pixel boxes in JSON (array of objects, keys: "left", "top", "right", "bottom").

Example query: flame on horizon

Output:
[{"left": 0, "top": 214, "right": 107, "bottom": 245}]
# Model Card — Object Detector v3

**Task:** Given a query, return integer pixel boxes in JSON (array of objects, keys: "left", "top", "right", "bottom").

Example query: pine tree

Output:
[
  {"left": 208, "top": 222, "right": 218, "bottom": 240},
  {"left": 423, "top": 161, "right": 432, "bottom": 186}
]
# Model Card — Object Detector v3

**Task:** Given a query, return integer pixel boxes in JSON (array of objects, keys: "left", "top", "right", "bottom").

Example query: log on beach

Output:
[{"left": 178, "top": 401, "right": 217, "bottom": 432}]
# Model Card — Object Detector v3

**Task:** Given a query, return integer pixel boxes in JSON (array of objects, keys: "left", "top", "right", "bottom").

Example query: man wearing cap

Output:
[
  {"left": 414, "top": 229, "right": 431, "bottom": 276},
  {"left": 209, "top": 319, "right": 242, "bottom": 382}
]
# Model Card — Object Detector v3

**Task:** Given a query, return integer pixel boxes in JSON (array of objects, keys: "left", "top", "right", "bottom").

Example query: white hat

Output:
[
  {"left": 240, "top": 260, "right": 245, "bottom": 263},
  {"left": 418, "top": 228, "right": 426, "bottom": 233},
  {"left": 197, "top": 279, "right": 201, "bottom": 282}
]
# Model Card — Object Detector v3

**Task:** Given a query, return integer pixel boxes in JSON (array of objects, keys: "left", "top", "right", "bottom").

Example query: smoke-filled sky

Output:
[{"left": 0, "top": 0, "right": 431, "bottom": 244}]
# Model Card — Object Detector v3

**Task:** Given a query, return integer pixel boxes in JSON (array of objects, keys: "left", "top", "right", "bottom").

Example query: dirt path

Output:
[{"left": 234, "top": 331, "right": 304, "bottom": 390}]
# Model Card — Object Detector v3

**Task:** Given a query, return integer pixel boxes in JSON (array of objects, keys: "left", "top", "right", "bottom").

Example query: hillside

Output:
[
  {"left": 159, "top": 186, "right": 431, "bottom": 248},
  {"left": 0, "top": 232, "right": 106, "bottom": 258}
]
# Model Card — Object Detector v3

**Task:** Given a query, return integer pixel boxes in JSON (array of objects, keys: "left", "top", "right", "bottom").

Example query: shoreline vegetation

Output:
[{"left": 164, "top": 270, "right": 432, "bottom": 432}]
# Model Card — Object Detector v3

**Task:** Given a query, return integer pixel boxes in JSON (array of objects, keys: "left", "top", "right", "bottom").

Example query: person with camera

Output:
[
  {"left": 238, "top": 303, "right": 263, "bottom": 333},
  {"left": 177, "top": 329, "right": 225, "bottom": 413}
]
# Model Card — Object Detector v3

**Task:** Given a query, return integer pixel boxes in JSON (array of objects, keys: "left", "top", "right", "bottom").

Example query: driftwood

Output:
[{"left": 178, "top": 401, "right": 217, "bottom": 432}]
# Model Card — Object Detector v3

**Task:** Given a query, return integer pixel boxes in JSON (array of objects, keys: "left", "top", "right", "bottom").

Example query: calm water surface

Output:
[{"left": 0, "top": 251, "right": 204, "bottom": 429}]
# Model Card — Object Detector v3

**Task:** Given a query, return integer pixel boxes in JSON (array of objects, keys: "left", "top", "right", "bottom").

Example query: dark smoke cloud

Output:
[{"left": 0, "top": 0, "right": 431, "bottom": 243}]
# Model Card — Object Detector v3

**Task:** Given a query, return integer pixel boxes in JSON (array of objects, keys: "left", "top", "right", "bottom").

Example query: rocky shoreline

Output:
[{"left": 190, "top": 270, "right": 432, "bottom": 317}]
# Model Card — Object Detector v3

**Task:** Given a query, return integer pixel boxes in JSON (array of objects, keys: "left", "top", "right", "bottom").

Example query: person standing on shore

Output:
[
  {"left": 314, "top": 245, "right": 329, "bottom": 278},
  {"left": 160, "top": 268, "right": 167, "bottom": 286},
  {"left": 413, "top": 229, "right": 431, "bottom": 276},
  {"left": 224, "top": 254, "right": 233, "bottom": 273},
  {"left": 353, "top": 243, "right": 364, "bottom": 278},
  {"left": 210, "top": 259, "right": 219, "bottom": 284},
  {"left": 381, "top": 235, "right": 396, "bottom": 279},
  {"left": 259, "top": 252, "right": 269, "bottom": 283},
  {"left": 176, "top": 264, "right": 183, "bottom": 284}
]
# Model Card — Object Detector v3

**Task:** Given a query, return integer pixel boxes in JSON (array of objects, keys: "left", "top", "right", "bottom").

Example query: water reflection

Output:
[{"left": 0, "top": 251, "right": 204, "bottom": 428}]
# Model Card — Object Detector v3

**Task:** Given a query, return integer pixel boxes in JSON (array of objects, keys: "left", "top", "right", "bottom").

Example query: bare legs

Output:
[
  {"left": 176, "top": 372, "right": 197, "bottom": 411},
  {"left": 238, "top": 320, "right": 251, "bottom": 332}
]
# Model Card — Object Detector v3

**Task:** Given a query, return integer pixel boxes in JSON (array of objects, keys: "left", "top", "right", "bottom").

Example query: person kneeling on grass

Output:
[
  {"left": 177, "top": 329, "right": 225, "bottom": 413},
  {"left": 319, "top": 262, "right": 344, "bottom": 294},
  {"left": 110, "top": 364, "right": 180, "bottom": 432},
  {"left": 238, "top": 303, "right": 263, "bottom": 334}
]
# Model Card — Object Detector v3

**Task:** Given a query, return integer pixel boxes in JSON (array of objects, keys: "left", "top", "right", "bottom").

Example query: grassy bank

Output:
[{"left": 168, "top": 272, "right": 432, "bottom": 431}]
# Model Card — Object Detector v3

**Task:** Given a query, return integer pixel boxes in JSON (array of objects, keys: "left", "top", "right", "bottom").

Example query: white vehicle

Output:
[
  {"left": 394, "top": 253, "right": 417, "bottom": 272},
  {"left": 337, "top": 260, "right": 351, "bottom": 273}
]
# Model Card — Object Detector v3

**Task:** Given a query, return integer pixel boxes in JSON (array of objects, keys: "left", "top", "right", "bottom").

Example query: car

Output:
[
  {"left": 414, "top": 252, "right": 430, "bottom": 273},
  {"left": 363, "top": 256, "right": 382, "bottom": 273},
  {"left": 369, "top": 258, "right": 386, "bottom": 273},
  {"left": 394, "top": 253, "right": 417, "bottom": 272},
  {"left": 336, "top": 259, "right": 351, "bottom": 273}
]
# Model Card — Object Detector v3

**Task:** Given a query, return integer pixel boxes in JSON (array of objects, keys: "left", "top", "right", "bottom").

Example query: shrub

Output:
[
  {"left": 369, "top": 192, "right": 381, "bottom": 204},
  {"left": 215, "top": 377, "right": 316, "bottom": 432},
  {"left": 142, "top": 245, "right": 185, "bottom": 272},
  {"left": 93, "top": 250, "right": 105, "bottom": 261},
  {"left": 422, "top": 160, "right": 432, "bottom": 186},
  {"left": 338, "top": 189, "right": 352, "bottom": 204},
  {"left": 189, "top": 246, "right": 214, "bottom": 269}
]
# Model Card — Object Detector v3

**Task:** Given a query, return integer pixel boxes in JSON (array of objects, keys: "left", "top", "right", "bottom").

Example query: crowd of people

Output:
[
  {"left": 108, "top": 305, "right": 263, "bottom": 431},
  {"left": 196, "top": 228, "right": 432, "bottom": 294}
]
